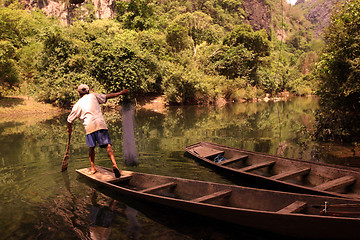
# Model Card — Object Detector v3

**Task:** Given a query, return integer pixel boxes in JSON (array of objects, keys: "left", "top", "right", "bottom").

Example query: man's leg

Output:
[
  {"left": 89, "top": 147, "right": 96, "bottom": 174},
  {"left": 106, "top": 144, "right": 117, "bottom": 168},
  {"left": 106, "top": 144, "right": 121, "bottom": 177}
]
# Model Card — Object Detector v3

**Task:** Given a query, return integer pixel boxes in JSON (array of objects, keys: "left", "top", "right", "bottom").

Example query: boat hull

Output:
[
  {"left": 185, "top": 142, "right": 360, "bottom": 199},
  {"left": 76, "top": 166, "right": 360, "bottom": 240}
]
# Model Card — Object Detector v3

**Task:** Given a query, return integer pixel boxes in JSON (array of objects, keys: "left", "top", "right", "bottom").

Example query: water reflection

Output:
[
  {"left": 89, "top": 189, "right": 117, "bottom": 240},
  {"left": 89, "top": 189, "right": 141, "bottom": 240},
  {"left": 84, "top": 183, "right": 282, "bottom": 240},
  {"left": 1, "top": 97, "right": 360, "bottom": 240},
  {"left": 124, "top": 206, "right": 141, "bottom": 239}
]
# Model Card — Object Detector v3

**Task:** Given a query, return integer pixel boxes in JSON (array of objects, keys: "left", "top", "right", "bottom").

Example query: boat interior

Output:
[
  {"left": 85, "top": 168, "right": 360, "bottom": 219},
  {"left": 188, "top": 142, "right": 360, "bottom": 196}
]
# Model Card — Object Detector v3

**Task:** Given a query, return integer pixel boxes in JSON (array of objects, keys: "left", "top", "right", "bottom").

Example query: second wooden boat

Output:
[
  {"left": 184, "top": 142, "right": 360, "bottom": 199},
  {"left": 76, "top": 166, "right": 360, "bottom": 240}
]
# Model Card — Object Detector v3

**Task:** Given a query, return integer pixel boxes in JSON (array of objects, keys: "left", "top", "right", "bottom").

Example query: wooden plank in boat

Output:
[
  {"left": 108, "top": 175, "right": 132, "bottom": 183},
  {"left": 277, "top": 201, "right": 307, "bottom": 214},
  {"left": 192, "top": 146, "right": 224, "bottom": 158},
  {"left": 270, "top": 168, "right": 311, "bottom": 181},
  {"left": 240, "top": 161, "right": 276, "bottom": 172},
  {"left": 218, "top": 155, "right": 248, "bottom": 165},
  {"left": 315, "top": 176, "right": 356, "bottom": 191},
  {"left": 140, "top": 182, "right": 177, "bottom": 193},
  {"left": 77, "top": 167, "right": 131, "bottom": 182},
  {"left": 192, "top": 190, "right": 232, "bottom": 203}
]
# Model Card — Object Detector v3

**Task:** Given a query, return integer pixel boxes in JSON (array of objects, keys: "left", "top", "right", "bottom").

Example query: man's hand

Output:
[
  {"left": 121, "top": 89, "right": 129, "bottom": 95},
  {"left": 106, "top": 89, "right": 130, "bottom": 99}
]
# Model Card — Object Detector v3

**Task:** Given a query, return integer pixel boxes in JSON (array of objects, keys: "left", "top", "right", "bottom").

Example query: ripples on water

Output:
[{"left": 0, "top": 97, "right": 359, "bottom": 239}]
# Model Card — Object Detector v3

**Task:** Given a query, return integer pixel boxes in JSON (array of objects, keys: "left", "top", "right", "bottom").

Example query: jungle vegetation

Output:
[
  {"left": 314, "top": 0, "right": 360, "bottom": 143},
  {"left": 2, "top": 0, "right": 359, "bottom": 143},
  {"left": 1, "top": 0, "right": 320, "bottom": 107}
]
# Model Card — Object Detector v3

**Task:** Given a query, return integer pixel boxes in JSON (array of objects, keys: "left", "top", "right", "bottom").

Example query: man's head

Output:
[{"left": 78, "top": 84, "right": 89, "bottom": 96}]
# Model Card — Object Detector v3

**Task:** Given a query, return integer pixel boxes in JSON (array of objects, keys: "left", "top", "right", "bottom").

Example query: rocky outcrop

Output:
[
  {"left": 24, "top": 0, "right": 117, "bottom": 25},
  {"left": 91, "top": 0, "right": 116, "bottom": 19},
  {"left": 23, "top": 0, "right": 271, "bottom": 31},
  {"left": 242, "top": 0, "right": 271, "bottom": 33},
  {"left": 296, "top": 0, "right": 340, "bottom": 36}
]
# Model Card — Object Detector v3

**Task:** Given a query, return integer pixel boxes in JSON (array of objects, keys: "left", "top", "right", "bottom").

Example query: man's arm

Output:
[{"left": 106, "top": 89, "right": 129, "bottom": 99}]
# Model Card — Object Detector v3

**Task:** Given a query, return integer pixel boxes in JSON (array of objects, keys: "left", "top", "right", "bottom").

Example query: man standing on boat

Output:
[{"left": 67, "top": 84, "right": 128, "bottom": 177}]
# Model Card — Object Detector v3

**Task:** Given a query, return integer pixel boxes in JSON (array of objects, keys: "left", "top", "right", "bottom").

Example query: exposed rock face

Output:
[
  {"left": 296, "top": 0, "right": 340, "bottom": 36},
  {"left": 25, "top": 0, "right": 117, "bottom": 25},
  {"left": 38, "top": 0, "right": 72, "bottom": 25},
  {"left": 91, "top": 0, "right": 116, "bottom": 19},
  {"left": 242, "top": 0, "right": 271, "bottom": 33},
  {"left": 24, "top": 0, "right": 271, "bottom": 32}
]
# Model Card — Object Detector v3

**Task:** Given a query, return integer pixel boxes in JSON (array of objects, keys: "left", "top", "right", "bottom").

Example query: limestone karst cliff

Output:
[
  {"left": 21, "top": 0, "right": 271, "bottom": 32},
  {"left": 24, "top": 0, "right": 116, "bottom": 25},
  {"left": 296, "top": 0, "right": 339, "bottom": 36}
]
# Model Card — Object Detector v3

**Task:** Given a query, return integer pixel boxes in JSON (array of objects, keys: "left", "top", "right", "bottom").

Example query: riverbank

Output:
[
  {"left": 0, "top": 93, "right": 293, "bottom": 123},
  {"left": 0, "top": 95, "right": 168, "bottom": 123},
  {"left": 0, "top": 96, "right": 66, "bottom": 124}
]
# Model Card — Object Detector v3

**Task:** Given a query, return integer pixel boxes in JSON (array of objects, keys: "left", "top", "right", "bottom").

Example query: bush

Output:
[
  {"left": 162, "top": 63, "right": 198, "bottom": 104},
  {"left": 35, "top": 72, "right": 99, "bottom": 108},
  {"left": 90, "top": 40, "right": 159, "bottom": 94}
]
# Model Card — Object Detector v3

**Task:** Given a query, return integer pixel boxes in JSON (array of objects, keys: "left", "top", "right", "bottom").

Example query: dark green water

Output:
[{"left": 1, "top": 97, "right": 359, "bottom": 240}]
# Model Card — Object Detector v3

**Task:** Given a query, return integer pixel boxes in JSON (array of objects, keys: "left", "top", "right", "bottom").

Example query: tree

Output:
[
  {"left": 210, "top": 24, "right": 271, "bottom": 83},
  {"left": 314, "top": 0, "right": 360, "bottom": 142},
  {"left": 0, "top": 40, "right": 19, "bottom": 93},
  {"left": 0, "top": 7, "right": 44, "bottom": 94},
  {"left": 116, "top": 0, "right": 155, "bottom": 30},
  {"left": 166, "top": 12, "right": 216, "bottom": 56},
  {"left": 166, "top": 23, "right": 190, "bottom": 52},
  {"left": 223, "top": 24, "right": 270, "bottom": 58}
]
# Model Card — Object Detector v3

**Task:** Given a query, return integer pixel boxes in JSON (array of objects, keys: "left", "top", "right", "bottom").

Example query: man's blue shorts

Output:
[{"left": 86, "top": 129, "right": 112, "bottom": 148}]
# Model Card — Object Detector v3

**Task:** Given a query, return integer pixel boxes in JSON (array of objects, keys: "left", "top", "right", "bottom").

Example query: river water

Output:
[{"left": 1, "top": 97, "right": 359, "bottom": 240}]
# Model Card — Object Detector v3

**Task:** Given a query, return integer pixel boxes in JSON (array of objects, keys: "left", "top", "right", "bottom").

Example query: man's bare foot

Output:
[
  {"left": 90, "top": 168, "right": 97, "bottom": 174},
  {"left": 113, "top": 166, "right": 121, "bottom": 178}
]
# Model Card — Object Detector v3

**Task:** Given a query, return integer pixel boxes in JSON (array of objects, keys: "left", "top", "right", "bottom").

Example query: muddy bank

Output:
[
  {"left": 0, "top": 93, "right": 294, "bottom": 123},
  {"left": 0, "top": 96, "right": 66, "bottom": 124}
]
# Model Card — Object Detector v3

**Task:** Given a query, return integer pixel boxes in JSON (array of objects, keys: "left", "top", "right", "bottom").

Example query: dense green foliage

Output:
[
  {"left": 0, "top": 0, "right": 320, "bottom": 106},
  {"left": 314, "top": 0, "right": 360, "bottom": 142}
]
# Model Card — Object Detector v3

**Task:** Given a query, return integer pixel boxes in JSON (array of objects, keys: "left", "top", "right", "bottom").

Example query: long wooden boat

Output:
[
  {"left": 184, "top": 142, "right": 360, "bottom": 199},
  {"left": 76, "top": 166, "right": 360, "bottom": 239}
]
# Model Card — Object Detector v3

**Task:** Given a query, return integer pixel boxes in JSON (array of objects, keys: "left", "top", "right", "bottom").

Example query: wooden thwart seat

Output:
[
  {"left": 270, "top": 168, "right": 311, "bottom": 181},
  {"left": 315, "top": 176, "right": 356, "bottom": 191},
  {"left": 192, "top": 190, "right": 232, "bottom": 203},
  {"left": 218, "top": 155, "right": 248, "bottom": 165},
  {"left": 240, "top": 161, "right": 276, "bottom": 172},
  {"left": 108, "top": 175, "right": 132, "bottom": 183},
  {"left": 140, "top": 182, "right": 177, "bottom": 193},
  {"left": 192, "top": 146, "right": 224, "bottom": 158},
  {"left": 277, "top": 201, "right": 307, "bottom": 214}
]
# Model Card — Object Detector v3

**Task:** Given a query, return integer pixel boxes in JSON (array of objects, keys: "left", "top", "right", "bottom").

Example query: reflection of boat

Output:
[
  {"left": 76, "top": 166, "right": 360, "bottom": 239},
  {"left": 184, "top": 142, "right": 360, "bottom": 199}
]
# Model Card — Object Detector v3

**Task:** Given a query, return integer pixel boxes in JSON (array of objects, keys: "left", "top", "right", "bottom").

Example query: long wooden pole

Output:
[{"left": 61, "top": 132, "right": 71, "bottom": 171}]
